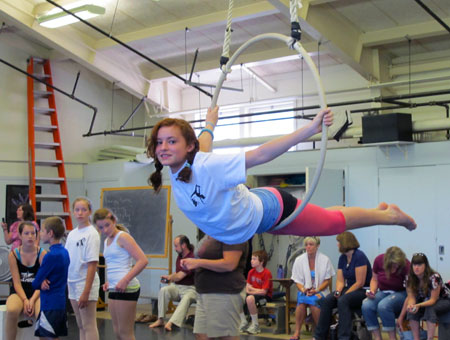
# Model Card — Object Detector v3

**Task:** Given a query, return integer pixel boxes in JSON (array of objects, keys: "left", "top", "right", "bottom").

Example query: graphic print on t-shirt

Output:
[
  {"left": 190, "top": 185, "right": 205, "bottom": 207},
  {"left": 21, "top": 271, "right": 34, "bottom": 283},
  {"left": 76, "top": 237, "right": 86, "bottom": 247}
]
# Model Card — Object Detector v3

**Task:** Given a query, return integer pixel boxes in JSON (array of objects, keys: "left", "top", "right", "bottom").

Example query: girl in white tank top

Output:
[{"left": 93, "top": 208, "right": 148, "bottom": 340}]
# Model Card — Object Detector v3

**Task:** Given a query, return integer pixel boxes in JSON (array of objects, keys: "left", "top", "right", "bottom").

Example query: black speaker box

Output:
[{"left": 361, "top": 113, "right": 412, "bottom": 144}]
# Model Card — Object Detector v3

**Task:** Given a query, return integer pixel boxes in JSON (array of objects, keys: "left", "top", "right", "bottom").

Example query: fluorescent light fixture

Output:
[{"left": 37, "top": 4, "right": 105, "bottom": 28}]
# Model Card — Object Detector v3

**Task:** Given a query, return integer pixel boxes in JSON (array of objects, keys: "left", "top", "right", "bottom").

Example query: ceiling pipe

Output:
[
  {"left": 368, "top": 75, "right": 450, "bottom": 89},
  {"left": 212, "top": 117, "right": 450, "bottom": 149},
  {"left": 414, "top": 0, "right": 450, "bottom": 34},
  {"left": 44, "top": 0, "right": 212, "bottom": 99},
  {"left": 83, "top": 87, "right": 450, "bottom": 137}
]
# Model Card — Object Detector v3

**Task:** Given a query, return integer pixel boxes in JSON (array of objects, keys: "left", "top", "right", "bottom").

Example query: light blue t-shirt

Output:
[{"left": 169, "top": 151, "right": 263, "bottom": 244}]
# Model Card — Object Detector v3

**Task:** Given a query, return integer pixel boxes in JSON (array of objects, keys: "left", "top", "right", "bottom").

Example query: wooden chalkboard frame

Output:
[{"left": 100, "top": 185, "right": 171, "bottom": 258}]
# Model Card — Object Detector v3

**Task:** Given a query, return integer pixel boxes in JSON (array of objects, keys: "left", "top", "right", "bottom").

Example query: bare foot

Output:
[
  {"left": 377, "top": 202, "right": 388, "bottom": 210},
  {"left": 149, "top": 318, "right": 164, "bottom": 328},
  {"left": 164, "top": 321, "right": 173, "bottom": 331},
  {"left": 388, "top": 204, "right": 417, "bottom": 231}
]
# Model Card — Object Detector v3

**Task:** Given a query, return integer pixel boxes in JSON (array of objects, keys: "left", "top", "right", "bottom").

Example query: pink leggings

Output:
[{"left": 263, "top": 187, "right": 347, "bottom": 236}]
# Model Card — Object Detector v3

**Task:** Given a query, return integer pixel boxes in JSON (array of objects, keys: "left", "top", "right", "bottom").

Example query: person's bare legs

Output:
[
  {"left": 5, "top": 294, "right": 23, "bottom": 340},
  {"left": 426, "top": 321, "right": 437, "bottom": 340},
  {"left": 246, "top": 295, "right": 258, "bottom": 316},
  {"left": 371, "top": 328, "right": 383, "bottom": 340},
  {"left": 409, "top": 319, "right": 421, "bottom": 340},
  {"left": 164, "top": 321, "right": 174, "bottom": 331},
  {"left": 327, "top": 202, "right": 416, "bottom": 231},
  {"left": 388, "top": 329, "right": 397, "bottom": 340},
  {"left": 310, "top": 305, "right": 321, "bottom": 329},
  {"left": 149, "top": 318, "right": 164, "bottom": 328},
  {"left": 109, "top": 299, "right": 138, "bottom": 340},
  {"left": 70, "top": 300, "right": 99, "bottom": 340},
  {"left": 292, "top": 304, "right": 307, "bottom": 339}
]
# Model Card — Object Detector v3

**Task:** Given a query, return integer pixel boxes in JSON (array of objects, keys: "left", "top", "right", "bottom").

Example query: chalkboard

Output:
[
  {"left": 101, "top": 186, "right": 171, "bottom": 257},
  {"left": 5, "top": 185, "right": 41, "bottom": 226}
]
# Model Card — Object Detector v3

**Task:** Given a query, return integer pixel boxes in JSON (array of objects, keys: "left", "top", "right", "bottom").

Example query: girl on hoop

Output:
[{"left": 147, "top": 106, "right": 416, "bottom": 245}]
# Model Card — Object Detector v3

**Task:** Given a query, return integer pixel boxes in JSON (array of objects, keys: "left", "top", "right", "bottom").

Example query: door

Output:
[
  {"left": 435, "top": 164, "right": 450, "bottom": 279},
  {"left": 378, "top": 166, "right": 437, "bottom": 267}
]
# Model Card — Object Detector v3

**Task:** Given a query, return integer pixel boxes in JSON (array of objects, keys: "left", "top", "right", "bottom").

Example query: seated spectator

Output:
[
  {"left": 362, "top": 246, "right": 409, "bottom": 340},
  {"left": 398, "top": 253, "right": 450, "bottom": 340},
  {"left": 150, "top": 235, "right": 196, "bottom": 331},
  {"left": 313, "top": 231, "right": 372, "bottom": 340},
  {"left": 239, "top": 250, "right": 273, "bottom": 334},
  {"left": 2, "top": 204, "right": 40, "bottom": 250},
  {"left": 291, "top": 236, "right": 335, "bottom": 340},
  {"left": 6, "top": 221, "right": 46, "bottom": 340}
]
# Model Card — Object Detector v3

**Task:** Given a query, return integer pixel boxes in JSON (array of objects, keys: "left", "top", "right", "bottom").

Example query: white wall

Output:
[{"left": 0, "top": 39, "right": 150, "bottom": 239}]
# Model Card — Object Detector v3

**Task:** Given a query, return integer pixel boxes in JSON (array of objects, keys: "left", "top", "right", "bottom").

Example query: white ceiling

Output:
[{"left": 0, "top": 0, "right": 449, "bottom": 109}]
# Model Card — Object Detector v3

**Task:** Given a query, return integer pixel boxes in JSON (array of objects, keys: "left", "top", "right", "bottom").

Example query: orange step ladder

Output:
[{"left": 27, "top": 57, "right": 73, "bottom": 230}]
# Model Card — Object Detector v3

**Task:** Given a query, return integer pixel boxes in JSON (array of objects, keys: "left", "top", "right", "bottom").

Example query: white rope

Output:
[
  {"left": 290, "top": 0, "right": 299, "bottom": 23},
  {"left": 210, "top": 34, "right": 328, "bottom": 225},
  {"left": 289, "top": 0, "right": 303, "bottom": 48},
  {"left": 220, "top": 0, "right": 234, "bottom": 71}
]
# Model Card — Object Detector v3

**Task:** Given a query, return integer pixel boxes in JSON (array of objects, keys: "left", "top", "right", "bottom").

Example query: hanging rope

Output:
[
  {"left": 289, "top": 0, "right": 302, "bottom": 48},
  {"left": 220, "top": 0, "right": 234, "bottom": 70},
  {"left": 210, "top": 33, "right": 328, "bottom": 220}
]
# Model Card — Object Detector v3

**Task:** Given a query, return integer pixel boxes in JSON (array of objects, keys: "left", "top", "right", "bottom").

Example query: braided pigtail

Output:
[
  {"left": 147, "top": 117, "right": 200, "bottom": 190},
  {"left": 176, "top": 145, "right": 198, "bottom": 183},
  {"left": 149, "top": 159, "right": 164, "bottom": 192}
]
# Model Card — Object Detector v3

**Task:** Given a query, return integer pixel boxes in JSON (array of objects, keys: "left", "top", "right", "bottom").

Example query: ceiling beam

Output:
[
  {"left": 267, "top": 0, "right": 376, "bottom": 81},
  {"left": 0, "top": 0, "right": 158, "bottom": 104},
  {"left": 95, "top": 1, "right": 277, "bottom": 50},
  {"left": 389, "top": 57, "right": 450, "bottom": 78},
  {"left": 147, "top": 41, "right": 318, "bottom": 80},
  {"left": 362, "top": 17, "right": 450, "bottom": 47}
]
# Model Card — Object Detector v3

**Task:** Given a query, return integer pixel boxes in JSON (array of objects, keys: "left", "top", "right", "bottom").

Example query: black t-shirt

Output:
[{"left": 194, "top": 236, "right": 248, "bottom": 294}]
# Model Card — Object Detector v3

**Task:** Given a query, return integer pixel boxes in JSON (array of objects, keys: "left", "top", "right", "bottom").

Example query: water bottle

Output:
[{"left": 277, "top": 264, "right": 284, "bottom": 279}]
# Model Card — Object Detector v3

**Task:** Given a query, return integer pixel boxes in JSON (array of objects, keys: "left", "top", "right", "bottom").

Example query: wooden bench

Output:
[{"left": 259, "top": 301, "right": 286, "bottom": 334}]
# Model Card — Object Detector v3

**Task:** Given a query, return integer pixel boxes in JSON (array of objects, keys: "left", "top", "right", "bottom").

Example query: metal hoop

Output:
[{"left": 210, "top": 33, "right": 327, "bottom": 231}]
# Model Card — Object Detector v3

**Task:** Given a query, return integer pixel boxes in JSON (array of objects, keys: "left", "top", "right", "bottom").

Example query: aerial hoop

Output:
[{"left": 210, "top": 33, "right": 328, "bottom": 231}]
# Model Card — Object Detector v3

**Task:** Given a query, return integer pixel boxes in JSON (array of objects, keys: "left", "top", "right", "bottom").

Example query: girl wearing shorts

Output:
[
  {"left": 6, "top": 221, "right": 46, "bottom": 340},
  {"left": 65, "top": 197, "right": 100, "bottom": 340},
  {"left": 94, "top": 208, "right": 148, "bottom": 340},
  {"left": 146, "top": 106, "right": 417, "bottom": 245}
]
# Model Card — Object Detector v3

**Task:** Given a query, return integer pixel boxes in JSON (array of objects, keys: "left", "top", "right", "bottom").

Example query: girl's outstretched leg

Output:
[{"left": 327, "top": 202, "right": 416, "bottom": 231}]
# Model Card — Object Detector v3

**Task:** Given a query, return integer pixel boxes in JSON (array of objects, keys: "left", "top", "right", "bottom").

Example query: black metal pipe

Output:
[
  {"left": 120, "top": 96, "right": 145, "bottom": 130},
  {"left": 83, "top": 95, "right": 450, "bottom": 137},
  {"left": 380, "top": 98, "right": 413, "bottom": 108},
  {"left": 414, "top": 0, "right": 450, "bottom": 33},
  {"left": 436, "top": 103, "right": 450, "bottom": 140},
  {"left": 71, "top": 71, "right": 80, "bottom": 97},
  {"left": 188, "top": 49, "right": 199, "bottom": 83},
  {"left": 86, "top": 108, "right": 98, "bottom": 136},
  {"left": 1, "top": 57, "right": 97, "bottom": 112},
  {"left": 83, "top": 89, "right": 450, "bottom": 137},
  {"left": 44, "top": 0, "right": 212, "bottom": 98}
]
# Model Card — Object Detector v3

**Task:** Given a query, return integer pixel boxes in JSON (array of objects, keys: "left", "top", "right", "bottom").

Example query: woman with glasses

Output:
[
  {"left": 398, "top": 253, "right": 450, "bottom": 340},
  {"left": 361, "top": 246, "right": 409, "bottom": 340}
]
